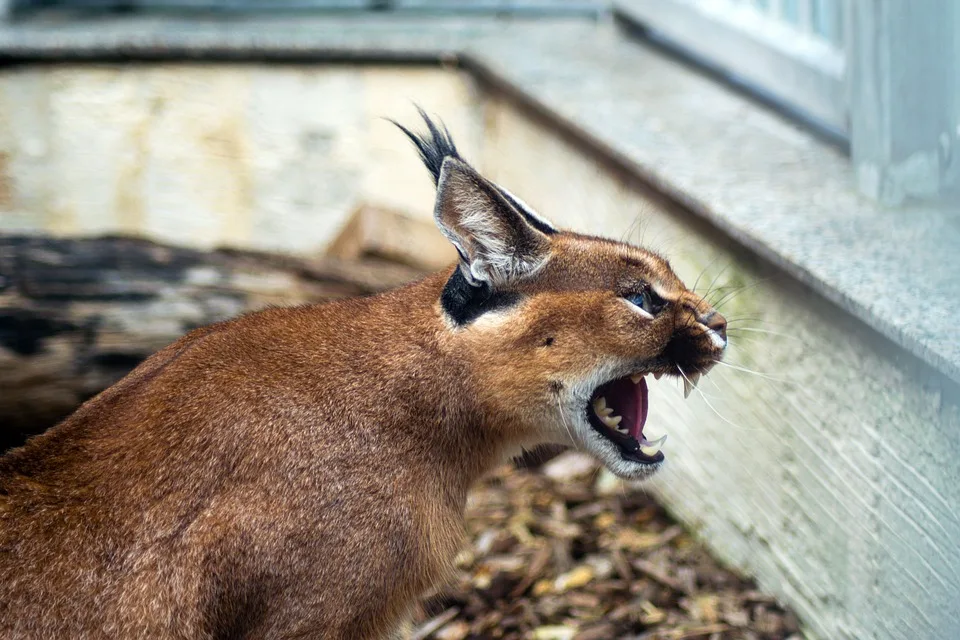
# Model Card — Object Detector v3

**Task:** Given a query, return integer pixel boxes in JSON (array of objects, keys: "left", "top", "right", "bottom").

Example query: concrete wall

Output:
[
  {"left": 2, "top": 61, "right": 958, "bottom": 639},
  {"left": 481, "top": 98, "right": 960, "bottom": 640},
  {"left": 0, "top": 64, "right": 480, "bottom": 254}
]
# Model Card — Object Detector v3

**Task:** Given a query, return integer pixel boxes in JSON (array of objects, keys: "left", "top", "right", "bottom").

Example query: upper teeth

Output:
[
  {"left": 630, "top": 373, "right": 643, "bottom": 384},
  {"left": 593, "top": 397, "right": 614, "bottom": 417},
  {"left": 682, "top": 372, "right": 702, "bottom": 399},
  {"left": 592, "top": 397, "right": 628, "bottom": 432}
]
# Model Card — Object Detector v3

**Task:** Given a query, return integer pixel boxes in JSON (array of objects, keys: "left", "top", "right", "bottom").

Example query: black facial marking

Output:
[
  {"left": 441, "top": 268, "right": 521, "bottom": 325},
  {"left": 543, "top": 337, "right": 555, "bottom": 346}
]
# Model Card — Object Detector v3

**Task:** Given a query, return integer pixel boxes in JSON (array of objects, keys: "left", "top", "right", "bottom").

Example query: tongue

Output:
[{"left": 598, "top": 376, "right": 648, "bottom": 439}]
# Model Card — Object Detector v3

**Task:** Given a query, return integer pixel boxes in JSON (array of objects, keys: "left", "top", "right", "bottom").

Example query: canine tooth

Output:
[
  {"left": 593, "top": 397, "right": 607, "bottom": 412},
  {"left": 639, "top": 434, "right": 667, "bottom": 457},
  {"left": 642, "top": 426, "right": 664, "bottom": 440},
  {"left": 683, "top": 373, "right": 702, "bottom": 399},
  {"left": 600, "top": 408, "right": 614, "bottom": 417},
  {"left": 602, "top": 415, "right": 622, "bottom": 428},
  {"left": 630, "top": 373, "right": 643, "bottom": 384}
]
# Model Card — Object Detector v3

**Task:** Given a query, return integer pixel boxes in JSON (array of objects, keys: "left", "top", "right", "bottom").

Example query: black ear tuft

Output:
[
  {"left": 393, "top": 108, "right": 559, "bottom": 237},
  {"left": 391, "top": 107, "right": 462, "bottom": 186}
]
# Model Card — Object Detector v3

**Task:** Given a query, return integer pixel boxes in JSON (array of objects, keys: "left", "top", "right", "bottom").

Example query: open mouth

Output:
[{"left": 587, "top": 374, "right": 666, "bottom": 465}]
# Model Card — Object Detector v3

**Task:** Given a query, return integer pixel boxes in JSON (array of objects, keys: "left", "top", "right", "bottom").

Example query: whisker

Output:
[
  {"left": 701, "top": 369, "right": 726, "bottom": 394},
  {"left": 590, "top": 463, "right": 604, "bottom": 487},
  {"left": 556, "top": 394, "right": 578, "bottom": 448},
  {"left": 677, "top": 366, "right": 762, "bottom": 433},
  {"left": 703, "top": 283, "right": 746, "bottom": 306},
  {"left": 722, "top": 330, "right": 763, "bottom": 345},
  {"left": 674, "top": 366, "right": 730, "bottom": 400},
  {"left": 698, "top": 263, "right": 735, "bottom": 306},
  {"left": 711, "top": 360, "right": 793, "bottom": 384},
  {"left": 633, "top": 480, "right": 647, "bottom": 501},
  {"left": 711, "top": 278, "right": 773, "bottom": 310},
  {"left": 726, "top": 327, "right": 806, "bottom": 342},
  {"left": 621, "top": 213, "right": 644, "bottom": 244},
  {"left": 724, "top": 317, "right": 791, "bottom": 328},
  {"left": 691, "top": 256, "right": 724, "bottom": 295},
  {"left": 705, "top": 262, "right": 733, "bottom": 293},
  {"left": 705, "top": 283, "right": 741, "bottom": 306}
]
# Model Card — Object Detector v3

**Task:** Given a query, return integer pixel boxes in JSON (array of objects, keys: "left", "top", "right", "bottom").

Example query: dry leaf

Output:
[
  {"left": 593, "top": 468, "right": 624, "bottom": 496},
  {"left": 593, "top": 512, "right": 617, "bottom": 530},
  {"left": 615, "top": 529, "right": 664, "bottom": 551},
  {"left": 640, "top": 600, "right": 667, "bottom": 625},
  {"left": 685, "top": 594, "right": 720, "bottom": 623},
  {"left": 554, "top": 565, "right": 595, "bottom": 592},
  {"left": 541, "top": 452, "right": 597, "bottom": 481},
  {"left": 532, "top": 625, "right": 578, "bottom": 640},
  {"left": 434, "top": 621, "right": 470, "bottom": 640}
]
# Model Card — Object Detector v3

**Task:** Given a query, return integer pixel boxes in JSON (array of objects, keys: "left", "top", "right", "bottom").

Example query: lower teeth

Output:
[
  {"left": 591, "top": 394, "right": 667, "bottom": 458},
  {"left": 638, "top": 434, "right": 667, "bottom": 457}
]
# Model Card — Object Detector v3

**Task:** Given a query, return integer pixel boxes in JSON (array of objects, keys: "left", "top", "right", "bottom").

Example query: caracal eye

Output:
[{"left": 624, "top": 289, "right": 666, "bottom": 316}]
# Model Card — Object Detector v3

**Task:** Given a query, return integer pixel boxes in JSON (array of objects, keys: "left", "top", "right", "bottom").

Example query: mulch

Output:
[{"left": 412, "top": 452, "right": 801, "bottom": 640}]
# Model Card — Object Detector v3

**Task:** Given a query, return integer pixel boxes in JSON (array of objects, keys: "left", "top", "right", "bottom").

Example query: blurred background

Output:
[{"left": 0, "top": 1, "right": 957, "bottom": 639}]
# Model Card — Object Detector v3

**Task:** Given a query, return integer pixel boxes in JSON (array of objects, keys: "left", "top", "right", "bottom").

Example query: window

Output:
[{"left": 618, "top": 0, "right": 958, "bottom": 204}]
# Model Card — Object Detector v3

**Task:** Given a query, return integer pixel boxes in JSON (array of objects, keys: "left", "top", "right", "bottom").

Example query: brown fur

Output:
[{"left": 0, "top": 116, "right": 725, "bottom": 639}]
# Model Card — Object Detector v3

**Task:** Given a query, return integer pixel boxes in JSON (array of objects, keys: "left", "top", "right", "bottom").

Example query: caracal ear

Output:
[{"left": 434, "top": 157, "right": 551, "bottom": 288}]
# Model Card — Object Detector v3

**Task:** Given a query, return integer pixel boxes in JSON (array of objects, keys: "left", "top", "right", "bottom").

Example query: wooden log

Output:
[
  {"left": 0, "top": 234, "right": 425, "bottom": 451},
  {"left": 325, "top": 205, "right": 459, "bottom": 272}
]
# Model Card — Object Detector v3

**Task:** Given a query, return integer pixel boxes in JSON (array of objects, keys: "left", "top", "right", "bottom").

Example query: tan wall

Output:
[
  {"left": 481, "top": 98, "right": 960, "bottom": 640},
  {"left": 0, "top": 64, "right": 480, "bottom": 254}
]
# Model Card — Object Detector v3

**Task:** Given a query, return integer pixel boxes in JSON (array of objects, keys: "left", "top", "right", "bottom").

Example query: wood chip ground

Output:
[{"left": 413, "top": 453, "right": 801, "bottom": 640}]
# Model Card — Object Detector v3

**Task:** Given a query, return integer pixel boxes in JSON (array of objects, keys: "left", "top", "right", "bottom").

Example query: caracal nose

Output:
[{"left": 701, "top": 310, "right": 727, "bottom": 343}]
